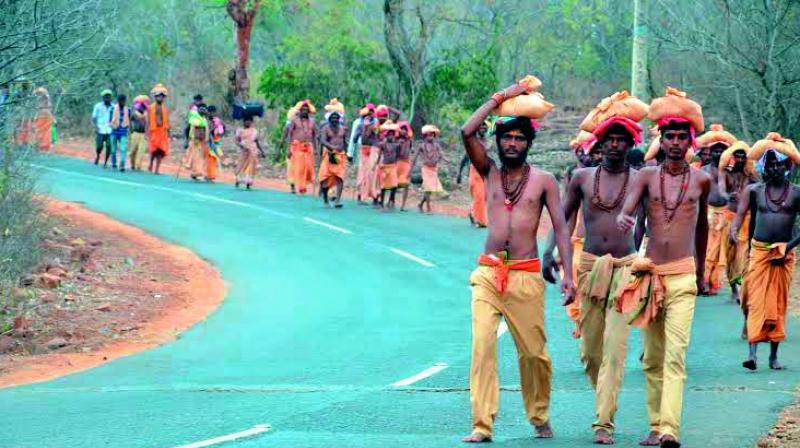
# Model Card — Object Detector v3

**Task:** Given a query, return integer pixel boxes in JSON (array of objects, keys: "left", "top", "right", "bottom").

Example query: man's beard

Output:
[
  {"left": 764, "top": 170, "right": 786, "bottom": 183},
  {"left": 499, "top": 149, "right": 529, "bottom": 168}
]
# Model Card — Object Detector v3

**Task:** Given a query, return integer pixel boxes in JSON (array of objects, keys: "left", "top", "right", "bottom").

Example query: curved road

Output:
[{"left": 1, "top": 154, "right": 797, "bottom": 447}]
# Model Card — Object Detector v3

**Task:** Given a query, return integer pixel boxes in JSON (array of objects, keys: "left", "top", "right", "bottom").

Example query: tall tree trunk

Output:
[
  {"left": 226, "top": 0, "right": 261, "bottom": 103},
  {"left": 383, "top": 0, "right": 434, "bottom": 129},
  {"left": 631, "top": 0, "right": 648, "bottom": 101}
]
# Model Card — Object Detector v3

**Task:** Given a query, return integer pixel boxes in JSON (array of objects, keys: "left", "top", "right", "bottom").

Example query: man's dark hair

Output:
[
  {"left": 193, "top": 94, "right": 203, "bottom": 101},
  {"left": 659, "top": 120, "right": 691, "bottom": 133},
  {"left": 207, "top": 105, "right": 217, "bottom": 113},
  {"left": 117, "top": 94, "right": 127, "bottom": 102},
  {"left": 494, "top": 117, "right": 536, "bottom": 148}
]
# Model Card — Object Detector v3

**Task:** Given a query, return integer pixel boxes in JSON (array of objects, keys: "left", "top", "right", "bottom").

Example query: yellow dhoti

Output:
[
  {"left": 723, "top": 209, "right": 750, "bottom": 286},
  {"left": 572, "top": 252, "right": 635, "bottom": 434},
  {"left": 185, "top": 140, "right": 207, "bottom": 177},
  {"left": 469, "top": 255, "right": 550, "bottom": 438},
  {"left": 618, "top": 257, "right": 698, "bottom": 440}
]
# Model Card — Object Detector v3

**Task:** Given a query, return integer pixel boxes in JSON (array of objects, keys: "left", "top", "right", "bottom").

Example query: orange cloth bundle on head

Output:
[
  {"left": 570, "top": 130, "right": 597, "bottom": 153},
  {"left": 421, "top": 124, "right": 440, "bottom": 136},
  {"left": 696, "top": 124, "right": 736, "bottom": 149},
  {"left": 492, "top": 75, "right": 555, "bottom": 119},
  {"left": 294, "top": 99, "right": 316, "bottom": 114},
  {"left": 150, "top": 83, "right": 169, "bottom": 97},
  {"left": 324, "top": 98, "right": 345, "bottom": 115},
  {"left": 719, "top": 141, "right": 755, "bottom": 174},
  {"left": 648, "top": 87, "right": 704, "bottom": 134},
  {"left": 580, "top": 90, "right": 649, "bottom": 135},
  {"left": 749, "top": 132, "right": 800, "bottom": 165}
]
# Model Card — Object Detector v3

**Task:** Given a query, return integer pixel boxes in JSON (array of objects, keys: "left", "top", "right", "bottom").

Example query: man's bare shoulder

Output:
[
  {"left": 692, "top": 166, "right": 712, "bottom": 185},
  {"left": 637, "top": 165, "right": 659, "bottom": 178},
  {"left": 530, "top": 166, "right": 558, "bottom": 186}
]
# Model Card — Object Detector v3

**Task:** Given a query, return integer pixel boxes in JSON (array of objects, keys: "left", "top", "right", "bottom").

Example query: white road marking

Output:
[
  {"left": 303, "top": 217, "right": 352, "bottom": 234},
  {"left": 497, "top": 320, "right": 508, "bottom": 338},
  {"left": 389, "top": 248, "right": 436, "bottom": 267},
  {"left": 390, "top": 363, "right": 449, "bottom": 387},
  {"left": 173, "top": 424, "right": 271, "bottom": 448},
  {"left": 33, "top": 165, "right": 290, "bottom": 218}
]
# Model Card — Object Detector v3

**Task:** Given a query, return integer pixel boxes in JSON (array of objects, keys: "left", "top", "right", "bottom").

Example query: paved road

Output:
[{"left": 1, "top": 154, "right": 797, "bottom": 447}]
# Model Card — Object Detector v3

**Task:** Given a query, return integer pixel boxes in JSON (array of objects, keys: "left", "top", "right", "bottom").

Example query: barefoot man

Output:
[
  {"left": 283, "top": 100, "right": 317, "bottom": 194},
  {"left": 376, "top": 122, "right": 401, "bottom": 209},
  {"left": 733, "top": 133, "right": 800, "bottom": 371},
  {"left": 396, "top": 121, "right": 414, "bottom": 211},
  {"left": 413, "top": 125, "right": 445, "bottom": 213},
  {"left": 318, "top": 100, "right": 348, "bottom": 208},
  {"left": 460, "top": 80, "right": 574, "bottom": 443},
  {"left": 695, "top": 125, "right": 737, "bottom": 295},
  {"left": 543, "top": 91, "right": 649, "bottom": 445},
  {"left": 147, "top": 84, "right": 170, "bottom": 175},
  {"left": 616, "top": 87, "right": 710, "bottom": 448}
]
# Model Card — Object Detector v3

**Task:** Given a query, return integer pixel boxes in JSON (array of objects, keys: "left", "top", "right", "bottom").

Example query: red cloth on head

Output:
[{"left": 593, "top": 116, "right": 643, "bottom": 145}]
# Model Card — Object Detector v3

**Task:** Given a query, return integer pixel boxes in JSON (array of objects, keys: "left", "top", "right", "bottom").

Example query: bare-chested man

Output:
[
  {"left": 460, "top": 82, "right": 574, "bottom": 443},
  {"left": 376, "top": 123, "right": 401, "bottom": 209},
  {"left": 543, "top": 117, "right": 646, "bottom": 445},
  {"left": 718, "top": 143, "right": 759, "bottom": 302},
  {"left": 318, "top": 111, "right": 349, "bottom": 208},
  {"left": 396, "top": 121, "right": 414, "bottom": 211},
  {"left": 732, "top": 133, "right": 800, "bottom": 371},
  {"left": 698, "top": 139, "right": 732, "bottom": 295},
  {"left": 282, "top": 101, "right": 317, "bottom": 194},
  {"left": 413, "top": 126, "right": 445, "bottom": 213},
  {"left": 616, "top": 102, "right": 710, "bottom": 447}
]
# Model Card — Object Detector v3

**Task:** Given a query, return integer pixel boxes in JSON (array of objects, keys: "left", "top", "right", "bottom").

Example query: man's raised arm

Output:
[{"left": 461, "top": 83, "right": 527, "bottom": 176}]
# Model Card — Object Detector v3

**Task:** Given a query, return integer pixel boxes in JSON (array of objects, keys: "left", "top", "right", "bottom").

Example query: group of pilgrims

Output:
[
  {"left": 87, "top": 84, "right": 449, "bottom": 211},
  {"left": 457, "top": 76, "right": 799, "bottom": 447},
  {"left": 77, "top": 77, "right": 799, "bottom": 447}
]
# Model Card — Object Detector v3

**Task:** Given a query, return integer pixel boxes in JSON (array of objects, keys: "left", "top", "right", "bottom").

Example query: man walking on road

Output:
[
  {"left": 460, "top": 77, "right": 573, "bottom": 443},
  {"left": 92, "top": 89, "right": 114, "bottom": 167},
  {"left": 616, "top": 87, "right": 710, "bottom": 448},
  {"left": 542, "top": 90, "right": 648, "bottom": 445}
]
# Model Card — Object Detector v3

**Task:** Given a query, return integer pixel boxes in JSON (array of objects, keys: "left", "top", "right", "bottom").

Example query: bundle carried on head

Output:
[
  {"left": 696, "top": 124, "right": 736, "bottom": 149},
  {"left": 648, "top": 87, "right": 704, "bottom": 136},
  {"left": 580, "top": 90, "right": 649, "bottom": 144},
  {"left": 719, "top": 141, "right": 754, "bottom": 173},
  {"left": 398, "top": 121, "right": 413, "bottom": 138},
  {"left": 492, "top": 75, "right": 555, "bottom": 119},
  {"left": 380, "top": 120, "right": 399, "bottom": 137},
  {"left": 421, "top": 124, "right": 441, "bottom": 136},
  {"left": 133, "top": 95, "right": 150, "bottom": 109},
  {"left": 376, "top": 104, "right": 390, "bottom": 119},
  {"left": 750, "top": 132, "right": 800, "bottom": 165},
  {"left": 295, "top": 99, "right": 317, "bottom": 114},
  {"left": 150, "top": 83, "right": 169, "bottom": 97},
  {"left": 569, "top": 130, "right": 597, "bottom": 153},
  {"left": 324, "top": 98, "right": 345, "bottom": 115}
]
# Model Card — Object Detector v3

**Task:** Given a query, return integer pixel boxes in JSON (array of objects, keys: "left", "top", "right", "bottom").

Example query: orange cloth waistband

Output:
[
  {"left": 478, "top": 253, "right": 541, "bottom": 294},
  {"left": 617, "top": 256, "right": 696, "bottom": 327},
  {"left": 291, "top": 141, "right": 313, "bottom": 152}
]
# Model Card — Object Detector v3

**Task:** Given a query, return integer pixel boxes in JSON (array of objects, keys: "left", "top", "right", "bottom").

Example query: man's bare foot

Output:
[
  {"left": 462, "top": 432, "right": 491, "bottom": 443},
  {"left": 594, "top": 429, "right": 614, "bottom": 445},
  {"left": 535, "top": 422, "right": 554, "bottom": 438},
  {"left": 769, "top": 358, "right": 785, "bottom": 370},
  {"left": 659, "top": 434, "right": 680, "bottom": 448},
  {"left": 638, "top": 431, "right": 660, "bottom": 446},
  {"left": 742, "top": 357, "right": 757, "bottom": 370}
]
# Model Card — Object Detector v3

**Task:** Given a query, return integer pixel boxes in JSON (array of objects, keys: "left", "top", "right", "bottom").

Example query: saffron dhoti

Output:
[
  {"left": 742, "top": 241, "right": 795, "bottom": 343},
  {"left": 290, "top": 140, "right": 314, "bottom": 193}
]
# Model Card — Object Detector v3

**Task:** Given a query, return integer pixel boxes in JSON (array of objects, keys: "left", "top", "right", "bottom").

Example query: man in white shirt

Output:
[{"left": 92, "top": 89, "right": 114, "bottom": 166}]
